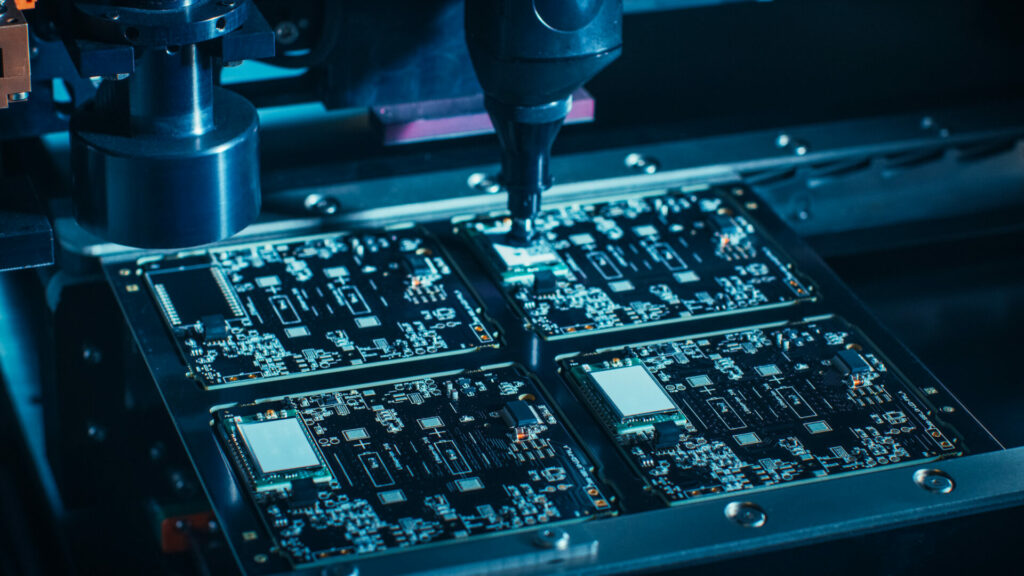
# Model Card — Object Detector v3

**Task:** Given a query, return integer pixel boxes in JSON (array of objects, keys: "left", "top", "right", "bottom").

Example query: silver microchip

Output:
[
  {"left": 238, "top": 419, "right": 320, "bottom": 475},
  {"left": 455, "top": 477, "right": 485, "bottom": 492},
  {"left": 687, "top": 374, "right": 713, "bottom": 388},
  {"left": 755, "top": 364, "right": 781, "bottom": 377},
  {"left": 378, "top": 489, "right": 406, "bottom": 504},
  {"left": 805, "top": 421, "right": 832, "bottom": 434},
  {"left": 733, "top": 432, "right": 761, "bottom": 446},
  {"left": 418, "top": 416, "right": 444, "bottom": 429},
  {"left": 590, "top": 365, "right": 677, "bottom": 419},
  {"left": 342, "top": 427, "right": 370, "bottom": 441}
]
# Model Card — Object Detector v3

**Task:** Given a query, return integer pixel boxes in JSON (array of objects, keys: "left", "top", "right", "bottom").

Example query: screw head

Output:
[
  {"left": 533, "top": 527, "right": 570, "bottom": 550},
  {"left": 624, "top": 152, "right": 659, "bottom": 174},
  {"left": 724, "top": 501, "right": 767, "bottom": 528},
  {"left": 914, "top": 469, "right": 955, "bottom": 494},
  {"left": 275, "top": 21, "right": 300, "bottom": 45},
  {"left": 304, "top": 194, "right": 340, "bottom": 216},
  {"left": 467, "top": 172, "right": 502, "bottom": 194}
]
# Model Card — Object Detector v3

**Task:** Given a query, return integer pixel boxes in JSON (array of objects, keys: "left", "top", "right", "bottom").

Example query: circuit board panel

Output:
[
  {"left": 461, "top": 188, "right": 813, "bottom": 339},
  {"left": 216, "top": 366, "right": 613, "bottom": 565},
  {"left": 139, "top": 229, "right": 497, "bottom": 388},
  {"left": 562, "top": 316, "right": 963, "bottom": 505}
]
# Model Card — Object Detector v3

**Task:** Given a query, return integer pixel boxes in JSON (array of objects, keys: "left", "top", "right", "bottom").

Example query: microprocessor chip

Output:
[
  {"left": 500, "top": 400, "right": 540, "bottom": 427},
  {"left": 378, "top": 489, "right": 406, "bottom": 505},
  {"left": 687, "top": 374, "right": 713, "bottom": 388},
  {"left": 148, "top": 265, "right": 244, "bottom": 327},
  {"left": 755, "top": 364, "right": 781, "bottom": 377},
  {"left": 833, "top": 349, "right": 871, "bottom": 375},
  {"left": 733, "top": 432, "right": 761, "bottom": 446},
  {"left": 238, "top": 419, "right": 321, "bottom": 475},
  {"left": 590, "top": 365, "right": 677, "bottom": 420},
  {"left": 454, "top": 477, "right": 485, "bottom": 492},
  {"left": 491, "top": 240, "right": 561, "bottom": 270}
]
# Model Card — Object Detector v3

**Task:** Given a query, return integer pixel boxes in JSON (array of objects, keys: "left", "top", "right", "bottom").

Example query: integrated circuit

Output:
[
  {"left": 139, "top": 229, "right": 498, "bottom": 387},
  {"left": 216, "top": 367, "right": 614, "bottom": 565},
  {"left": 562, "top": 316, "right": 964, "bottom": 505},
  {"left": 461, "top": 188, "right": 813, "bottom": 338}
]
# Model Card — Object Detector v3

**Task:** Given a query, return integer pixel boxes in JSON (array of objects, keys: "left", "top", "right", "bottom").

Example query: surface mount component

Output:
[
  {"left": 462, "top": 188, "right": 813, "bottom": 338},
  {"left": 138, "top": 229, "right": 498, "bottom": 388},
  {"left": 563, "top": 316, "right": 965, "bottom": 505},
  {"left": 217, "top": 366, "right": 614, "bottom": 565}
]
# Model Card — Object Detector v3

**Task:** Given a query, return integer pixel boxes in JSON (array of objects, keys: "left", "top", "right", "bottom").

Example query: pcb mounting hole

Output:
[
  {"left": 124, "top": 27, "right": 140, "bottom": 41},
  {"left": 216, "top": 17, "right": 227, "bottom": 31}
]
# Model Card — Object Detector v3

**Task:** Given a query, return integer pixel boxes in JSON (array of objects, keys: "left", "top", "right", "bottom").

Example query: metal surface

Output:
[
  {"left": 103, "top": 178, "right": 1010, "bottom": 575},
  {"left": 0, "top": 2, "right": 31, "bottom": 108},
  {"left": 0, "top": 176, "right": 53, "bottom": 272},
  {"left": 52, "top": 101, "right": 1024, "bottom": 261},
  {"left": 67, "top": 0, "right": 274, "bottom": 248}
]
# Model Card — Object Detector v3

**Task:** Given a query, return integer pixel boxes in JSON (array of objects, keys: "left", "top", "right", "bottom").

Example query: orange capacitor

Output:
[{"left": 14, "top": 0, "right": 37, "bottom": 10}]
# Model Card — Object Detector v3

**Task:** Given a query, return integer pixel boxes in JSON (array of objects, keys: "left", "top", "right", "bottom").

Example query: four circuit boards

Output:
[{"left": 124, "top": 186, "right": 967, "bottom": 568}]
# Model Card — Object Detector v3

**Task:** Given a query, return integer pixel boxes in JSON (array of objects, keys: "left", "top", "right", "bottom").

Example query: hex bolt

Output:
[
  {"left": 624, "top": 152, "right": 659, "bottom": 174},
  {"left": 467, "top": 172, "right": 502, "bottom": 194},
  {"left": 913, "top": 469, "right": 955, "bottom": 494},
  {"left": 724, "top": 501, "right": 767, "bottom": 528},
  {"left": 533, "top": 527, "right": 570, "bottom": 550}
]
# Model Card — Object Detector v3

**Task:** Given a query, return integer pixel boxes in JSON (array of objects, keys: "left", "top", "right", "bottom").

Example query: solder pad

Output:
[
  {"left": 461, "top": 188, "right": 813, "bottom": 338},
  {"left": 140, "top": 229, "right": 498, "bottom": 388},
  {"left": 562, "top": 316, "right": 965, "bottom": 505},
  {"left": 216, "top": 366, "right": 613, "bottom": 565}
]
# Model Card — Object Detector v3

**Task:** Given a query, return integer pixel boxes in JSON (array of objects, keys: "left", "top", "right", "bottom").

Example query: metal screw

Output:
[
  {"left": 467, "top": 172, "right": 502, "bottom": 194},
  {"left": 86, "top": 423, "right": 107, "bottom": 442},
  {"left": 304, "top": 194, "right": 340, "bottom": 216},
  {"left": 275, "top": 21, "right": 300, "bottom": 45},
  {"left": 913, "top": 469, "right": 955, "bottom": 494},
  {"left": 624, "top": 152, "right": 659, "bottom": 174},
  {"left": 82, "top": 344, "right": 103, "bottom": 364},
  {"left": 724, "top": 501, "right": 766, "bottom": 528},
  {"left": 533, "top": 527, "right": 570, "bottom": 550}
]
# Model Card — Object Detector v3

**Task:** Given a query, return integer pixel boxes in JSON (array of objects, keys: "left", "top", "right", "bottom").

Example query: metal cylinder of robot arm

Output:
[{"left": 465, "top": 0, "right": 623, "bottom": 106}]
